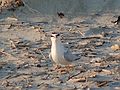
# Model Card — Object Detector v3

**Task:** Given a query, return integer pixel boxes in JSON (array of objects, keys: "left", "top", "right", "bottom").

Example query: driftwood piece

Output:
[{"left": 0, "top": 0, "right": 24, "bottom": 12}]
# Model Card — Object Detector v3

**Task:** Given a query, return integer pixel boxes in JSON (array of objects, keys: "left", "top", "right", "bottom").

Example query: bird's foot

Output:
[
  {"left": 65, "top": 65, "right": 75, "bottom": 69},
  {"left": 56, "top": 65, "right": 75, "bottom": 74},
  {"left": 51, "top": 65, "right": 61, "bottom": 70}
]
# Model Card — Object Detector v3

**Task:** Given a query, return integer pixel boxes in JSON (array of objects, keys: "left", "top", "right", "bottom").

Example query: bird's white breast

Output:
[{"left": 51, "top": 42, "right": 70, "bottom": 65}]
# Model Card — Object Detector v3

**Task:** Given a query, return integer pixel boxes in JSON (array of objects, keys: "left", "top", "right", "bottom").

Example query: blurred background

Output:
[
  {"left": 24, "top": 0, "right": 120, "bottom": 15},
  {"left": 1, "top": 0, "right": 120, "bottom": 21}
]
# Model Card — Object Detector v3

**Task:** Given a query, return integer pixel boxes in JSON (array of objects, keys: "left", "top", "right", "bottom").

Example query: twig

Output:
[
  {"left": 39, "top": 49, "right": 47, "bottom": 60},
  {"left": 10, "top": 39, "right": 16, "bottom": 49},
  {"left": 78, "top": 30, "right": 84, "bottom": 37},
  {"left": 68, "top": 71, "right": 81, "bottom": 80},
  {"left": 23, "top": 1, "right": 41, "bottom": 14}
]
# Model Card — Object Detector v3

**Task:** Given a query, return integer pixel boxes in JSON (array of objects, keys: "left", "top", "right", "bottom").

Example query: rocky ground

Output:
[{"left": 0, "top": 13, "right": 120, "bottom": 90}]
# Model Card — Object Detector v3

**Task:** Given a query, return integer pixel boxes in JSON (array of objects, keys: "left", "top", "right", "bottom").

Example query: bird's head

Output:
[{"left": 51, "top": 32, "right": 61, "bottom": 42}]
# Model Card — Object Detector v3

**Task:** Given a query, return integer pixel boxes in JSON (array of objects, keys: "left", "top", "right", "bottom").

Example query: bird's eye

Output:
[
  {"left": 56, "top": 34, "right": 60, "bottom": 37},
  {"left": 51, "top": 35, "right": 54, "bottom": 37}
]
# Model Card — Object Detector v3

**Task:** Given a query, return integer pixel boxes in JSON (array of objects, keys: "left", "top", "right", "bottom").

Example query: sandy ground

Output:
[{"left": 0, "top": 13, "right": 120, "bottom": 90}]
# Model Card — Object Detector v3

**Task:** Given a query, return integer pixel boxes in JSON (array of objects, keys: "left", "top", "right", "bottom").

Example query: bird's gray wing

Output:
[{"left": 64, "top": 49, "right": 80, "bottom": 62}]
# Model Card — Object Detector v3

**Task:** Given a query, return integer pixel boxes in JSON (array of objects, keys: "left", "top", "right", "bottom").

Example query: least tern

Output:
[
  {"left": 112, "top": 16, "right": 120, "bottom": 25},
  {"left": 57, "top": 12, "right": 64, "bottom": 19},
  {"left": 49, "top": 32, "right": 80, "bottom": 67}
]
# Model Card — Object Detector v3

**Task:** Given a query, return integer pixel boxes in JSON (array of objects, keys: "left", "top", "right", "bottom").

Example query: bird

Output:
[
  {"left": 111, "top": 16, "right": 120, "bottom": 25},
  {"left": 49, "top": 32, "right": 80, "bottom": 69},
  {"left": 57, "top": 12, "right": 64, "bottom": 19}
]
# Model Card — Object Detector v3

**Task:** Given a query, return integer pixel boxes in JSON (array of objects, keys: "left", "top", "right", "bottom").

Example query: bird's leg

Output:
[
  {"left": 65, "top": 64, "right": 75, "bottom": 70},
  {"left": 53, "top": 64, "right": 61, "bottom": 70},
  {"left": 55, "top": 65, "right": 75, "bottom": 74}
]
